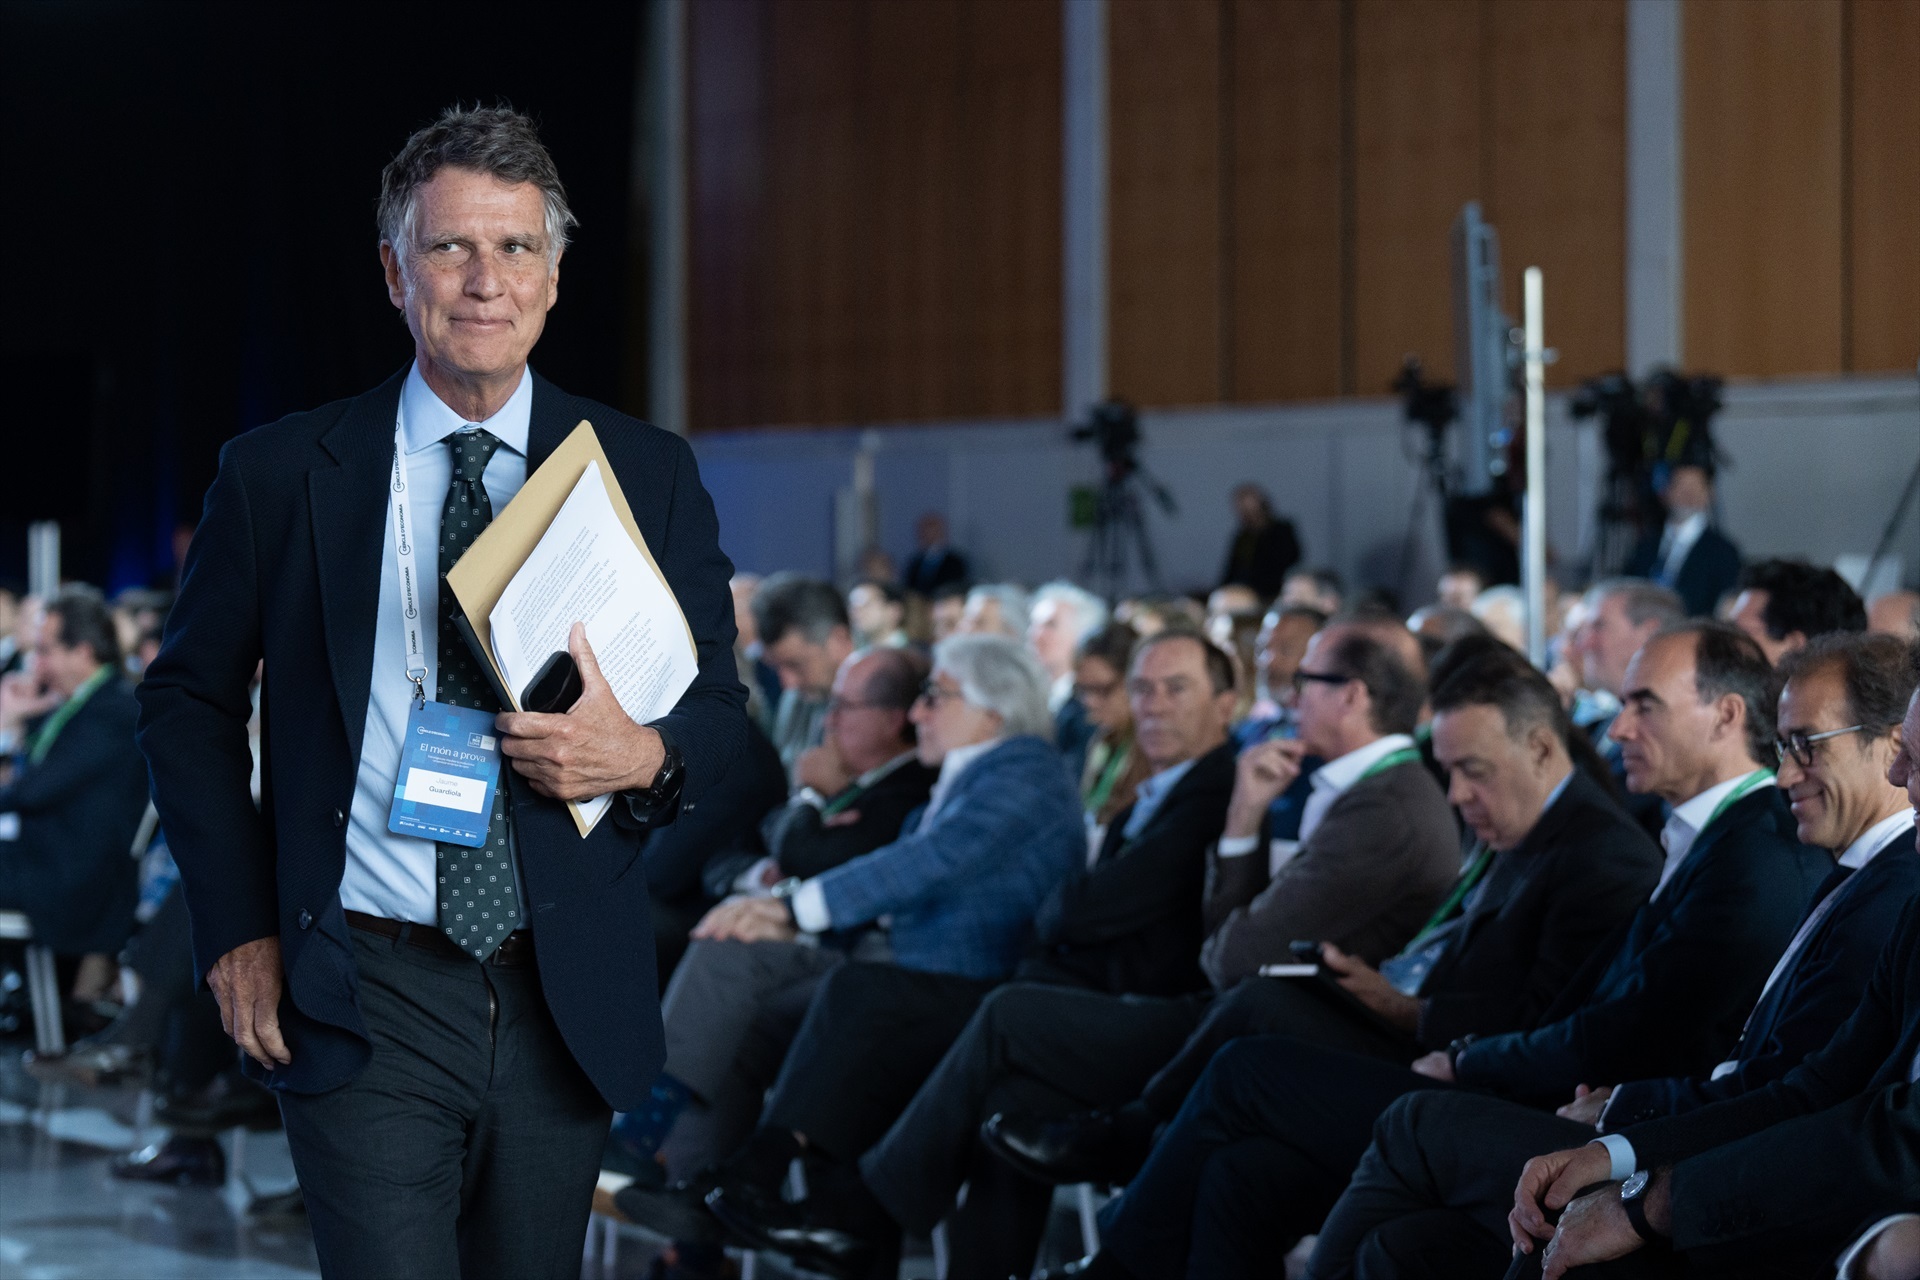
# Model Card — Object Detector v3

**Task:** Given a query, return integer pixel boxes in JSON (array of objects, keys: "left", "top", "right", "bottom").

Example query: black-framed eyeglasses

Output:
[
  {"left": 917, "top": 678, "right": 959, "bottom": 708},
  {"left": 1291, "top": 669, "right": 1354, "bottom": 695},
  {"left": 1773, "top": 724, "right": 1868, "bottom": 769}
]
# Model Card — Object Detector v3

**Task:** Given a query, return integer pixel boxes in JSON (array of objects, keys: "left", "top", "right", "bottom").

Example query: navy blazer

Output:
[
  {"left": 1605, "top": 838, "right": 1920, "bottom": 1126},
  {"left": 1625, "top": 523, "right": 1743, "bottom": 618},
  {"left": 1455, "top": 786, "right": 1828, "bottom": 1106},
  {"left": 0, "top": 677, "right": 148, "bottom": 954},
  {"left": 136, "top": 368, "right": 747, "bottom": 1110},
  {"left": 1625, "top": 898, "right": 1920, "bottom": 1271}
]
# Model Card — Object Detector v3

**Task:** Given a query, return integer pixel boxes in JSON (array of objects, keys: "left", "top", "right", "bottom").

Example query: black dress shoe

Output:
[
  {"left": 614, "top": 1171, "right": 724, "bottom": 1244},
  {"left": 155, "top": 1078, "right": 281, "bottom": 1133},
  {"left": 981, "top": 1108, "right": 1153, "bottom": 1187},
  {"left": 704, "top": 1178, "right": 875, "bottom": 1278},
  {"left": 110, "top": 1135, "right": 226, "bottom": 1188}
]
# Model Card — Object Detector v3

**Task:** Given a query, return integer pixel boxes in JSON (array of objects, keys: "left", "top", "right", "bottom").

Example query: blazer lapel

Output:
[
  {"left": 527, "top": 369, "right": 571, "bottom": 474},
  {"left": 310, "top": 370, "right": 407, "bottom": 756}
]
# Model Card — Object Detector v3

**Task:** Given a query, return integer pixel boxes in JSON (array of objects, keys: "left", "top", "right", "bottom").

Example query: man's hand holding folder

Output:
[{"left": 496, "top": 621, "right": 668, "bottom": 802}]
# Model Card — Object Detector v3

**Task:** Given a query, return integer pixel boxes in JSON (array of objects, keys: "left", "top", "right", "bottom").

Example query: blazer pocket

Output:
[{"left": 607, "top": 831, "right": 649, "bottom": 887}]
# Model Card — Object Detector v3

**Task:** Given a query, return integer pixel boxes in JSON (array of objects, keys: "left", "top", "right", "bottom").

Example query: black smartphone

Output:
[
  {"left": 521, "top": 650, "right": 583, "bottom": 714},
  {"left": 1289, "top": 939, "right": 1323, "bottom": 964}
]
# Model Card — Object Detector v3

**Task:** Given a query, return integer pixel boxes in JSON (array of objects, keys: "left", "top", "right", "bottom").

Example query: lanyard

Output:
[
  {"left": 26, "top": 665, "right": 113, "bottom": 766},
  {"left": 1357, "top": 746, "right": 1422, "bottom": 782},
  {"left": 1403, "top": 841, "right": 1495, "bottom": 951},
  {"left": 1083, "top": 739, "right": 1132, "bottom": 815},
  {"left": 389, "top": 422, "right": 432, "bottom": 709},
  {"left": 1701, "top": 769, "right": 1775, "bottom": 835},
  {"left": 821, "top": 753, "right": 913, "bottom": 818}
]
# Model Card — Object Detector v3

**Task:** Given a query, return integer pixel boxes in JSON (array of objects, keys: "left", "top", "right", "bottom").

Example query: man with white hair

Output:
[
  {"left": 960, "top": 582, "right": 1032, "bottom": 639},
  {"left": 1029, "top": 580, "right": 1111, "bottom": 777}
]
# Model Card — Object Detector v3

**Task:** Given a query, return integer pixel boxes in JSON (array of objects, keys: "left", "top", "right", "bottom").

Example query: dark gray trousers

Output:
[{"left": 279, "top": 927, "right": 610, "bottom": 1280}]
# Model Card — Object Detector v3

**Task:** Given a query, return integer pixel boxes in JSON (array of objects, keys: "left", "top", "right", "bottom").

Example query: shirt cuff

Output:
[
  {"left": 1592, "top": 1133, "right": 1637, "bottom": 1182},
  {"left": 790, "top": 879, "right": 831, "bottom": 933},
  {"left": 1216, "top": 834, "right": 1262, "bottom": 858},
  {"left": 1836, "top": 1215, "right": 1920, "bottom": 1280}
]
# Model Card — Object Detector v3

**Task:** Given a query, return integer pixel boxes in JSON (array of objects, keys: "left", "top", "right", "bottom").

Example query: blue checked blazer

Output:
[{"left": 816, "top": 734, "right": 1082, "bottom": 981}]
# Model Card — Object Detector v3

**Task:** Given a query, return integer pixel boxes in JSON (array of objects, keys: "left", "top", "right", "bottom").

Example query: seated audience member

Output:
[
  {"left": 958, "top": 582, "right": 1031, "bottom": 640},
  {"left": 1219, "top": 482, "right": 1301, "bottom": 599},
  {"left": 1310, "top": 631, "right": 1920, "bottom": 1279},
  {"left": 729, "top": 573, "right": 779, "bottom": 732},
  {"left": 1870, "top": 589, "right": 1920, "bottom": 640},
  {"left": 642, "top": 721, "right": 789, "bottom": 983},
  {"left": 1073, "top": 623, "right": 1151, "bottom": 847},
  {"left": 846, "top": 579, "right": 907, "bottom": 649},
  {"left": 702, "top": 630, "right": 1243, "bottom": 1275},
  {"left": 1407, "top": 604, "right": 1489, "bottom": 669},
  {"left": 1625, "top": 462, "right": 1743, "bottom": 616},
  {"left": 1474, "top": 584, "right": 1530, "bottom": 652},
  {"left": 0, "top": 588, "right": 149, "bottom": 998},
  {"left": 754, "top": 573, "right": 856, "bottom": 774},
  {"left": 1028, "top": 581, "right": 1111, "bottom": 779},
  {"left": 1044, "top": 621, "right": 1824, "bottom": 1280},
  {"left": 1488, "top": 705, "right": 1920, "bottom": 1279},
  {"left": 1282, "top": 566, "right": 1346, "bottom": 615},
  {"left": 1242, "top": 603, "right": 1327, "bottom": 729},
  {"left": 1206, "top": 586, "right": 1266, "bottom": 719},
  {"left": 610, "top": 638, "right": 1079, "bottom": 1236},
  {"left": 927, "top": 582, "right": 968, "bottom": 644},
  {"left": 1439, "top": 563, "right": 1488, "bottom": 611},
  {"left": 1571, "top": 578, "right": 1687, "bottom": 838},
  {"left": 1013, "top": 645, "right": 1663, "bottom": 1280},
  {"left": 901, "top": 511, "right": 969, "bottom": 596},
  {"left": 1727, "top": 557, "right": 1867, "bottom": 665},
  {"left": 780, "top": 616, "right": 1456, "bottom": 1278},
  {"left": 1116, "top": 593, "right": 1206, "bottom": 639}
]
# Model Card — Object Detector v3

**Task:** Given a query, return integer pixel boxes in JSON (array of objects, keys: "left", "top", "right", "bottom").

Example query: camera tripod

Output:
[{"left": 1081, "top": 463, "right": 1171, "bottom": 601}]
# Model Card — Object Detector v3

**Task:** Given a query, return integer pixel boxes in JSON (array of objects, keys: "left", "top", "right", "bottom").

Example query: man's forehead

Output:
[
  {"left": 1779, "top": 667, "right": 1847, "bottom": 730},
  {"left": 1133, "top": 636, "right": 1204, "bottom": 679}
]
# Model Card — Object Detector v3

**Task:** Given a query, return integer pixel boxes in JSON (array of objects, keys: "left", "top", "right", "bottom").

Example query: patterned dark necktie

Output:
[{"left": 436, "top": 428, "right": 521, "bottom": 959}]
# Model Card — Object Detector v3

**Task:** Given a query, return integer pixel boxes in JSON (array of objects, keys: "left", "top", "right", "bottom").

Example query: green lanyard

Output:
[
  {"left": 1403, "top": 842, "right": 1494, "bottom": 951},
  {"left": 1357, "top": 746, "right": 1422, "bottom": 782},
  {"left": 820, "top": 754, "right": 911, "bottom": 818},
  {"left": 1701, "top": 769, "right": 1775, "bottom": 834},
  {"left": 1083, "top": 740, "right": 1132, "bottom": 816},
  {"left": 26, "top": 666, "right": 113, "bottom": 767}
]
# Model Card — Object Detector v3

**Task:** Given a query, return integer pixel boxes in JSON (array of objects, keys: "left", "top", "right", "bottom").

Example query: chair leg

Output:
[
  {"left": 1075, "top": 1183, "right": 1101, "bottom": 1258},
  {"left": 24, "top": 945, "right": 65, "bottom": 1056}
]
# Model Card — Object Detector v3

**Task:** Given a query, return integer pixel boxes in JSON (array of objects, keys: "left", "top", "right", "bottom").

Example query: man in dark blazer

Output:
[
  {"left": 1309, "top": 631, "right": 1920, "bottom": 1279},
  {"left": 135, "top": 108, "right": 745, "bottom": 1277},
  {"left": 0, "top": 588, "right": 148, "bottom": 963},
  {"left": 1625, "top": 464, "right": 1742, "bottom": 617},
  {"left": 1034, "top": 621, "right": 1825, "bottom": 1279}
]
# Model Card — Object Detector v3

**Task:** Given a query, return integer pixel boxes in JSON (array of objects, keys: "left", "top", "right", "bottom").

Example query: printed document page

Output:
[{"left": 488, "top": 460, "right": 698, "bottom": 830}]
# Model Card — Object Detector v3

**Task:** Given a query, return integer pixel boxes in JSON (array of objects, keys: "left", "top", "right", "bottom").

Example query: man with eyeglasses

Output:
[{"left": 1306, "top": 630, "right": 1920, "bottom": 1278}]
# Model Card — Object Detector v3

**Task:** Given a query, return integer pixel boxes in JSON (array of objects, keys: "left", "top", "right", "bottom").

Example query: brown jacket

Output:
[{"left": 1199, "top": 755, "right": 1460, "bottom": 989}]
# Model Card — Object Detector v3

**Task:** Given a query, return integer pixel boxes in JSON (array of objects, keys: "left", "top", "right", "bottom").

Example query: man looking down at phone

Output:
[{"left": 1016, "top": 640, "right": 1664, "bottom": 1280}]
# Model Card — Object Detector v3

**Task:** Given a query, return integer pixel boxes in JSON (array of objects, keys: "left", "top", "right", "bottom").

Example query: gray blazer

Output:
[{"left": 1199, "top": 756, "right": 1460, "bottom": 989}]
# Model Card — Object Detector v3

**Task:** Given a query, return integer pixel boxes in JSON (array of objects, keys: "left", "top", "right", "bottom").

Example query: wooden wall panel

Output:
[
  {"left": 1485, "top": 0, "right": 1625, "bottom": 387},
  {"left": 1229, "top": 0, "right": 1345, "bottom": 402},
  {"left": 1683, "top": 0, "right": 1844, "bottom": 377},
  {"left": 1849, "top": 0, "right": 1920, "bottom": 373},
  {"left": 1351, "top": 0, "right": 1483, "bottom": 398},
  {"left": 686, "top": 0, "right": 1060, "bottom": 432},
  {"left": 1107, "top": 0, "right": 1224, "bottom": 408}
]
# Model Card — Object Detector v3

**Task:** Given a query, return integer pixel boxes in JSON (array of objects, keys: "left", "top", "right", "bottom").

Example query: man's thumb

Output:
[{"left": 569, "top": 622, "right": 605, "bottom": 687}]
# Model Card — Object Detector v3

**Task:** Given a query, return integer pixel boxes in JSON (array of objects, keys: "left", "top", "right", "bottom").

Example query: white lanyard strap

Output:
[{"left": 389, "top": 423, "right": 430, "bottom": 708}]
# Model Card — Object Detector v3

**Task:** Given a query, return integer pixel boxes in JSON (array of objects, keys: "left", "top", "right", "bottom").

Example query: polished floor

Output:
[{"left": 0, "top": 1031, "right": 999, "bottom": 1279}]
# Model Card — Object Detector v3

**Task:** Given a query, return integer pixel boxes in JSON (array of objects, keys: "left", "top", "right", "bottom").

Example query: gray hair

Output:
[
  {"left": 1032, "top": 580, "right": 1110, "bottom": 643},
  {"left": 1586, "top": 577, "right": 1685, "bottom": 629},
  {"left": 378, "top": 106, "right": 578, "bottom": 266},
  {"left": 933, "top": 634, "right": 1054, "bottom": 741},
  {"left": 965, "top": 583, "right": 1033, "bottom": 639}
]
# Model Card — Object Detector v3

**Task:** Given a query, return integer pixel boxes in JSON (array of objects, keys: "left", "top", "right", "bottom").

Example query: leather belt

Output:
[{"left": 344, "top": 910, "right": 535, "bottom": 967}]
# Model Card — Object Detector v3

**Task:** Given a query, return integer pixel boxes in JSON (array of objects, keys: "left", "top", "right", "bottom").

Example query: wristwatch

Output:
[
  {"left": 1619, "top": 1169, "right": 1664, "bottom": 1243},
  {"left": 620, "top": 742, "right": 686, "bottom": 827},
  {"left": 770, "top": 876, "right": 804, "bottom": 927}
]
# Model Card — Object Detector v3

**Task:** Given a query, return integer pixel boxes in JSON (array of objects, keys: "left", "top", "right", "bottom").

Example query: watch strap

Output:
[{"left": 1621, "top": 1178, "right": 1662, "bottom": 1244}]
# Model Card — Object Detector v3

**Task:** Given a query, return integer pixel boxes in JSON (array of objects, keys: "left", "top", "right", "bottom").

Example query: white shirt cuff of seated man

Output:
[
  {"left": 1836, "top": 1214, "right": 1920, "bottom": 1279},
  {"left": 1216, "top": 834, "right": 1262, "bottom": 858},
  {"left": 790, "top": 879, "right": 832, "bottom": 933},
  {"left": 1591, "top": 1133, "right": 1637, "bottom": 1182}
]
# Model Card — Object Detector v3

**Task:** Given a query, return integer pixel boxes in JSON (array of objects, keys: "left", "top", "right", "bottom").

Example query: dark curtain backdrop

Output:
[{"left": 0, "top": 1, "right": 642, "bottom": 590}]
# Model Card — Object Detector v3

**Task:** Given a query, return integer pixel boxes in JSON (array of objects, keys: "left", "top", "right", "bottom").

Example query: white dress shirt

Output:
[
  {"left": 1215, "top": 733, "right": 1418, "bottom": 861},
  {"left": 340, "top": 364, "right": 532, "bottom": 924},
  {"left": 1652, "top": 769, "right": 1771, "bottom": 900},
  {"left": 789, "top": 737, "right": 1002, "bottom": 933},
  {"left": 1655, "top": 510, "right": 1708, "bottom": 583},
  {"left": 1048, "top": 672, "right": 1075, "bottom": 715}
]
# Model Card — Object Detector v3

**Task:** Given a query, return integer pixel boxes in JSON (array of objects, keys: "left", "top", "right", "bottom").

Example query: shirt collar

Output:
[
  {"left": 1669, "top": 769, "right": 1763, "bottom": 837},
  {"left": 1049, "top": 671, "right": 1075, "bottom": 714},
  {"left": 1133, "top": 756, "right": 1197, "bottom": 811},
  {"left": 937, "top": 736, "right": 1003, "bottom": 786},
  {"left": 400, "top": 360, "right": 532, "bottom": 457},
  {"left": 1839, "top": 809, "right": 1918, "bottom": 870},
  {"left": 1311, "top": 733, "right": 1417, "bottom": 795},
  {"left": 1667, "top": 510, "right": 1708, "bottom": 541},
  {"left": 855, "top": 749, "right": 921, "bottom": 789}
]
